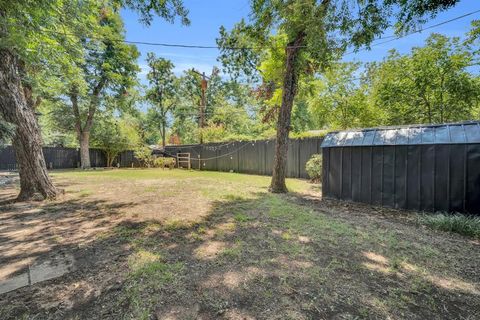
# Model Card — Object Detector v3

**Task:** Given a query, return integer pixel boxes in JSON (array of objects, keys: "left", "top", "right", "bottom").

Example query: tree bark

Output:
[
  {"left": 0, "top": 49, "right": 58, "bottom": 200},
  {"left": 79, "top": 131, "right": 91, "bottom": 168},
  {"left": 69, "top": 78, "right": 105, "bottom": 169},
  {"left": 106, "top": 152, "right": 115, "bottom": 167},
  {"left": 270, "top": 34, "right": 304, "bottom": 193}
]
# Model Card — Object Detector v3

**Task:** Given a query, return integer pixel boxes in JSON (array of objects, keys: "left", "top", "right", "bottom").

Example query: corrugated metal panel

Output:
[
  {"left": 321, "top": 121, "right": 480, "bottom": 147},
  {"left": 322, "top": 143, "right": 480, "bottom": 214}
]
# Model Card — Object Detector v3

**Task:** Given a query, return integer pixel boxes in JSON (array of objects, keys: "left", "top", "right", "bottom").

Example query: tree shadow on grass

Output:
[
  {"left": 0, "top": 191, "right": 479, "bottom": 320},
  {"left": 0, "top": 197, "right": 137, "bottom": 280}
]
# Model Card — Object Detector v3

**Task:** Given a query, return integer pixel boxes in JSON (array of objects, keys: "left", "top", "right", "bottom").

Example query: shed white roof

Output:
[{"left": 321, "top": 121, "right": 480, "bottom": 147}]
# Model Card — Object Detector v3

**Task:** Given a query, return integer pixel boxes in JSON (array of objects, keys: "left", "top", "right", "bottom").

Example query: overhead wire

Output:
[
  {"left": 5, "top": 8, "right": 479, "bottom": 52},
  {"left": 161, "top": 140, "right": 258, "bottom": 162},
  {"left": 345, "top": 8, "right": 480, "bottom": 56},
  {"left": 166, "top": 140, "right": 236, "bottom": 149}
]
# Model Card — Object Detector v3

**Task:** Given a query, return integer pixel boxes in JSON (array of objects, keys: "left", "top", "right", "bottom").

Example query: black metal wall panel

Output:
[
  {"left": 406, "top": 145, "right": 421, "bottom": 210},
  {"left": 322, "top": 148, "right": 330, "bottom": 196},
  {"left": 434, "top": 145, "right": 449, "bottom": 212},
  {"left": 382, "top": 146, "right": 395, "bottom": 208},
  {"left": 420, "top": 145, "right": 435, "bottom": 211},
  {"left": 341, "top": 148, "right": 352, "bottom": 200},
  {"left": 328, "top": 147, "right": 342, "bottom": 198},
  {"left": 371, "top": 148, "right": 383, "bottom": 205},
  {"left": 322, "top": 143, "right": 480, "bottom": 214},
  {"left": 466, "top": 144, "right": 480, "bottom": 213},
  {"left": 449, "top": 144, "right": 465, "bottom": 212},
  {"left": 322, "top": 121, "right": 480, "bottom": 214},
  {"left": 351, "top": 147, "right": 362, "bottom": 202},
  {"left": 360, "top": 147, "right": 372, "bottom": 204},
  {"left": 394, "top": 146, "right": 407, "bottom": 209}
]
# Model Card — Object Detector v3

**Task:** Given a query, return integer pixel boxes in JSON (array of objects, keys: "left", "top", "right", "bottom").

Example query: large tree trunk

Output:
[
  {"left": 0, "top": 49, "right": 58, "bottom": 200},
  {"left": 270, "top": 34, "right": 304, "bottom": 193},
  {"left": 79, "top": 131, "right": 91, "bottom": 169},
  {"left": 70, "top": 81, "right": 105, "bottom": 170}
]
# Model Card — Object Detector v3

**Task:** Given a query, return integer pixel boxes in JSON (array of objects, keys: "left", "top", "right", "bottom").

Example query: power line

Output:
[
  {"left": 345, "top": 8, "right": 480, "bottom": 56},
  {"left": 8, "top": 8, "right": 478, "bottom": 51},
  {"left": 167, "top": 140, "right": 236, "bottom": 149},
  {"left": 162, "top": 140, "right": 255, "bottom": 161}
]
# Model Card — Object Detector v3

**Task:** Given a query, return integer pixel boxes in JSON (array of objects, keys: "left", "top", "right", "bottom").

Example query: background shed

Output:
[{"left": 321, "top": 121, "right": 480, "bottom": 214}]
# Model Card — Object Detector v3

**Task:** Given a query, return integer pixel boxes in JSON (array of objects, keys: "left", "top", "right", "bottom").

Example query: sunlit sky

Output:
[{"left": 121, "top": 0, "right": 479, "bottom": 81}]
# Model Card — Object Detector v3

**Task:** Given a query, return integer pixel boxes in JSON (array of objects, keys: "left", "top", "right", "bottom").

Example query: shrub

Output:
[
  {"left": 306, "top": 154, "right": 322, "bottom": 182},
  {"left": 134, "top": 146, "right": 154, "bottom": 168},
  {"left": 418, "top": 213, "right": 480, "bottom": 238},
  {"left": 154, "top": 157, "right": 176, "bottom": 169}
]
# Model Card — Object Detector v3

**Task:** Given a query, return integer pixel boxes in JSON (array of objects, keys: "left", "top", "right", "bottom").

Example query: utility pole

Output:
[
  {"left": 200, "top": 72, "right": 207, "bottom": 144},
  {"left": 191, "top": 69, "right": 210, "bottom": 144}
]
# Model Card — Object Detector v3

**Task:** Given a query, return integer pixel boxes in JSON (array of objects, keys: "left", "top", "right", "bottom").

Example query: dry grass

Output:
[{"left": 0, "top": 169, "right": 478, "bottom": 319}]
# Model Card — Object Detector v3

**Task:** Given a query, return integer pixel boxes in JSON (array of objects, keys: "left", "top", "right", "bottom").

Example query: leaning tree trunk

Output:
[
  {"left": 0, "top": 49, "right": 58, "bottom": 200},
  {"left": 270, "top": 35, "right": 304, "bottom": 193}
]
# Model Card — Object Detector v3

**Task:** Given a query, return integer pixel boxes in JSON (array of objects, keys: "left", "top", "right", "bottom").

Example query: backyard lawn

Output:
[{"left": 0, "top": 169, "right": 478, "bottom": 319}]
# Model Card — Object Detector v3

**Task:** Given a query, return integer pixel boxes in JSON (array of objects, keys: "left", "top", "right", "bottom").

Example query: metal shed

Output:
[{"left": 321, "top": 121, "right": 480, "bottom": 214}]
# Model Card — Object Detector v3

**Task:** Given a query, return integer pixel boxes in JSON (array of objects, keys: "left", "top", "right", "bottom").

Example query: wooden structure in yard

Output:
[
  {"left": 176, "top": 153, "right": 191, "bottom": 169},
  {"left": 321, "top": 121, "right": 480, "bottom": 214}
]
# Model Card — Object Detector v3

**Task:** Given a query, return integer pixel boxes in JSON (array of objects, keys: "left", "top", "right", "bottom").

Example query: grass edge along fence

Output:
[{"left": 0, "top": 137, "right": 324, "bottom": 179}]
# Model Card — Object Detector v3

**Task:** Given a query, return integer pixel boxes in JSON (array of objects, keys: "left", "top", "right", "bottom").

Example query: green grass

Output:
[
  {"left": 51, "top": 168, "right": 310, "bottom": 193},
  {"left": 123, "top": 249, "right": 184, "bottom": 319},
  {"left": 233, "top": 212, "right": 252, "bottom": 222},
  {"left": 418, "top": 213, "right": 480, "bottom": 238}
]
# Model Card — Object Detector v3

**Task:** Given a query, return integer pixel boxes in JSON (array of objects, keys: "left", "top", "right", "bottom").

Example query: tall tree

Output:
[
  {"left": 68, "top": 6, "right": 140, "bottom": 168},
  {"left": 218, "top": 0, "right": 460, "bottom": 193},
  {"left": 0, "top": 0, "right": 189, "bottom": 199},
  {"left": 0, "top": 0, "right": 90, "bottom": 199},
  {"left": 145, "top": 53, "right": 178, "bottom": 147},
  {"left": 370, "top": 34, "right": 479, "bottom": 124}
]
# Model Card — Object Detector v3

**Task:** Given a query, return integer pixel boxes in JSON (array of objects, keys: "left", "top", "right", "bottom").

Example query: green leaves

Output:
[
  {"left": 145, "top": 52, "right": 177, "bottom": 107},
  {"left": 370, "top": 33, "right": 479, "bottom": 124},
  {"left": 116, "top": 0, "right": 190, "bottom": 26}
]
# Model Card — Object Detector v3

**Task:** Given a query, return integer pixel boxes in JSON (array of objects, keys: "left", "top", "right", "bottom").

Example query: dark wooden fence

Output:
[
  {"left": 0, "top": 146, "right": 125, "bottom": 170},
  {"left": 0, "top": 137, "right": 323, "bottom": 179},
  {"left": 165, "top": 137, "right": 324, "bottom": 179}
]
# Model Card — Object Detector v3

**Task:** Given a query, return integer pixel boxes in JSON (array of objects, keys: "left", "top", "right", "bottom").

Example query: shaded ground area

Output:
[{"left": 0, "top": 169, "right": 478, "bottom": 319}]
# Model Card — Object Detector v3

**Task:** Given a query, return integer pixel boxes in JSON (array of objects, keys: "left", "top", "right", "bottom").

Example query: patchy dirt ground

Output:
[{"left": 0, "top": 169, "right": 478, "bottom": 320}]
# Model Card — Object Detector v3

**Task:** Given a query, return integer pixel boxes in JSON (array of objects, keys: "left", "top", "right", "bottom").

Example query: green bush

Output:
[
  {"left": 418, "top": 213, "right": 480, "bottom": 238},
  {"left": 306, "top": 154, "right": 322, "bottom": 182},
  {"left": 154, "top": 157, "right": 175, "bottom": 169}
]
